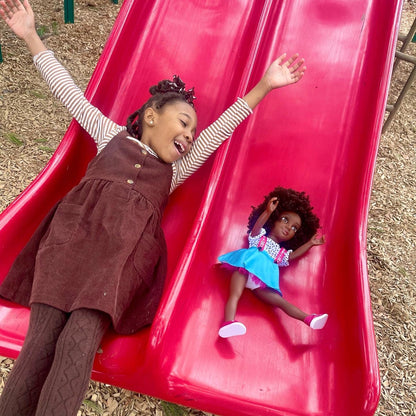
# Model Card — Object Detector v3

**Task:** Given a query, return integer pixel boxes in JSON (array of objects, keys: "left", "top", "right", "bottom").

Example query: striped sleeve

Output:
[
  {"left": 33, "top": 50, "right": 124, "bottom": 152},
  {"left": 170, "top": 97, "right": 252, "bottom": 193}
]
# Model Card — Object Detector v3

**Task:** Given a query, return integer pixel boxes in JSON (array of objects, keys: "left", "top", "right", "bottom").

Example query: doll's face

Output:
[
  {"left": 270, "top": 211, "right": 301, "bottom": 243},
  {"left": 141, "top": 101, "right": 197, "bottom": 163}
]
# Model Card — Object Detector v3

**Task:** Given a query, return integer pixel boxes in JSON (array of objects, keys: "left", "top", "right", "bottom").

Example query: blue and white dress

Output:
[{"left": 218, "top": 228, "right": 292, "bottom": 295}]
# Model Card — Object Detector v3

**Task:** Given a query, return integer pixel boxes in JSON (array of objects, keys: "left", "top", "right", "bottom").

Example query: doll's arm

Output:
[
  {"left": 242, "top": 53, "right": 306, "bottom": 110},
  {"left": 289, "top": 233, "right": 325, "bottom": 261},
  {"left": 250, "top": 197, "right": 279, "bottom": 237}
]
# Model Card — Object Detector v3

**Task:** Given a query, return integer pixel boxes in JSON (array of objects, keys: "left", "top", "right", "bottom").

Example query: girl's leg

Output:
[
  {"left": 0, "top": 303, "right": 68, "bottom": 416},
  {"left": 253, "top": 287, "right": 307, "bottom": 321},
  {"left": 35, "top": 308, "right": 110, "bottom": 416},
  {"left": 224, "top": 271, "right": 247, "bottom": 322}
]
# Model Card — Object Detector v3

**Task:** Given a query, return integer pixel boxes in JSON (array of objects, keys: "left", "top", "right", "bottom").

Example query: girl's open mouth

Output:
[{"left": 174, "top": 140, "right": 185, "bottom": 154}]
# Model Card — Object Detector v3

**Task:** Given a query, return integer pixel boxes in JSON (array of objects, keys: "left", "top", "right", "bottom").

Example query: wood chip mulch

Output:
[{"left": 0, "top": 1, "right": 415, "bottom": 415}]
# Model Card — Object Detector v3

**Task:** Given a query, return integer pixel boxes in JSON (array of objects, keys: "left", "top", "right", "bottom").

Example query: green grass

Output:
[
  {"left": 160, "top": 401, "right": 188, "bottom": 416},
  {"left": 36, "top": 25, "right": 48, "bottom": 38},
  {"left": 38, "top": 146, "right": 55, "bottom": 153},
  {"left": 82, "top": 399, "right": 103, "bottom": 414},
  {"left": 5, "top": 132, "right": 23, "bottom": 146},
  {"left": 29, "top": 90, "right": 47, "bottom": 99}
]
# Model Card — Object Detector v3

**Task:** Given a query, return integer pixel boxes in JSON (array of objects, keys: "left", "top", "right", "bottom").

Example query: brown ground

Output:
[{"left": 0, "top": 1, "right": 415, "bottom": 415}]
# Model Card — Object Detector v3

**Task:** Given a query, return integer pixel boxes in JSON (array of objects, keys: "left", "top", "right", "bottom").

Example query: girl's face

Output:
[
  {"left": 270, "top": 211, "right": 301, "bottom": 243},
  {"left": 142, "top": 101, "right": 197, "bottom": 163}
]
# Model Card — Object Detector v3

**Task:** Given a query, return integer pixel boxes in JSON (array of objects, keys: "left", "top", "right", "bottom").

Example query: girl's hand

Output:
[
  {"left": 262, "top": 53, "right": 306, "bottom": 91},
  {"left": 310, "top": 233, "right": 325, "bottom": 246},
  {"left": 242, "top": 53, "right": 306, "bottom": 110},
  {"left": 0, "top": 0, "right": 46, "bottom": 55},
  {"left": 0, "top": 0, "right": 35, "bottom": 40},
  {"left": 266, "top": 197, "right": 279, "bottom": 214}
]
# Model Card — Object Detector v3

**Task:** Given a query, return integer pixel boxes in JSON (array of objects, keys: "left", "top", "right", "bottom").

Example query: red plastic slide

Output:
[{"left": 0, "top": 0, "right": 403, "bottom": 414}]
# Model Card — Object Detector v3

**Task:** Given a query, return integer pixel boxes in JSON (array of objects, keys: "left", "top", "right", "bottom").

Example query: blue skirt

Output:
[{"left": 218, "top": 247, "right": 280, "bottom": 293}]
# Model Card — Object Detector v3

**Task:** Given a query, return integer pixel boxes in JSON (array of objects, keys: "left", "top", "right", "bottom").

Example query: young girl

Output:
[
  {"left": 218, "top": 187, "right": 328, "bottom": 338},
  {"left": 0, "top": 0, "right": 306, "bottom": 414}
]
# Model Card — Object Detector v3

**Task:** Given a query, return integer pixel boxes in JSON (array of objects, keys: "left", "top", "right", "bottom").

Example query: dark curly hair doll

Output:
[
  {"left": 247, "top": 187, "right": 320, "bottom": 251},
  {"left": 126, "top": 75, "right": 196, "bottom": 140},
  {"left": 218, "top": 187, "right": 327, "bottom": 338}
]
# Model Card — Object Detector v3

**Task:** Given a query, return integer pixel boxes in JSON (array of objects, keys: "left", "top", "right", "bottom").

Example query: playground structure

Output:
[
  {"left": 0, "top": 0, "right": 405, "bottom": 415},
  {"left": 383, "top": 15, "right": 416, "bottom": 133},
  {"left": 64, "top": 0, "right": 119, "bottom": 23}
]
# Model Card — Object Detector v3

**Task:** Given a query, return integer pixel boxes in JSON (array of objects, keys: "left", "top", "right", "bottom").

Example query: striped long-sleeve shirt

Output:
[{"left": 34, "top": 51, "right": 252, "bottom": 193}]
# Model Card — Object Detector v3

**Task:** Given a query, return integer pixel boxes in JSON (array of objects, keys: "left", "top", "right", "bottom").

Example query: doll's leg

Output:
[
  {"left": 0, "top": 303, "right": 68, "bottom": 416},
  {"left": 253, "top": 288, "right": 328, "bottom": 329},
  {"left": 35, "top": 308, "right": 110, "bottom": 416},
  {"left": 224, "top": 271, "right": 247, "bottom": 322},
  {"left": 253, "top": 287, "right": 307, "bottom": 320},
  {"left": 219, "top": 271, "right": 247, "bottom": 338}
]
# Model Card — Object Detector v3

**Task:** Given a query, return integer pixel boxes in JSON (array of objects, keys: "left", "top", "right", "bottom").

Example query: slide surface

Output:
[{"left": 0, "top": 0, "right": 403, "bottom": 415}]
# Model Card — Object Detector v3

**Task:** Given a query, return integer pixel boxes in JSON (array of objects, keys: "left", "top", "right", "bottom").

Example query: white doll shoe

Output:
[
  {"left": 218, "top": 321, "right": 247, "bottom": 338},
  {"left": 307, "top": 314, "right": 328, "bottom": 329}
]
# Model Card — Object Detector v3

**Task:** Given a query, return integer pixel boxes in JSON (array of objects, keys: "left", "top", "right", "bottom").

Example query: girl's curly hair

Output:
[
  {"left": 126, "top": 75, "right": 196, "bottom": 140},
  {"left": 247, "top": 187, "right": 320, "bottom": 251}
]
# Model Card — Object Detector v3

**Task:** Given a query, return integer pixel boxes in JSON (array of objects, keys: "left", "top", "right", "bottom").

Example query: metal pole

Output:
[
  {"left": 64, "top": 0, "right": 74, "bottom": 24},
  {"left": 383, "top": 54, "right": 416, "bottom": 134},
  {"left": 393, "top": 17, "right": 416, "bottom": 74}
]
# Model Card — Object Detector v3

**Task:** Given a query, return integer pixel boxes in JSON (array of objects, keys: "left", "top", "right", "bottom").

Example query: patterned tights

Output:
[{"left": 0, "top": 303, "right": 110, "bottom": 416}]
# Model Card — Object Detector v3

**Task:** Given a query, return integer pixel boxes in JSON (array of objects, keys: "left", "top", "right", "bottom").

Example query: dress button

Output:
[
  {"left": 127, "top": 179, "right": 134, "bottom": 184},
  {"left": 141, "top": 149, "right": 147, "bottom": 155},
  {"left": 134, "top": 163, "right": 142, "bottom": 169}
]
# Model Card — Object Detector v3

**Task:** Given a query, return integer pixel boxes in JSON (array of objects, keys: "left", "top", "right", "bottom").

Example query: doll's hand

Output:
[
  {"left": 0, "top": 0, "right": 36, "bottom": 41},
  {"left": 262, "top": 53, "right": 306, "bottom": 90},
  {"left": 266, "top": 197, "right": 279, "bottom": 214},
  {"left": 310, "top": 233, "right": 325, "bottom": 246}
]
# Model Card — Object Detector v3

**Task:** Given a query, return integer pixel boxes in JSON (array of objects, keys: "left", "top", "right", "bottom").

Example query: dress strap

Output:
[
  {"left": 257, "top": 236, "right": 287, "bottom": 264},
  {"left": 274, "top": 248, "right": 287, "bottom": 264},
  {"left": 258, "top": 236, "right": 267, "bottom": 251}
]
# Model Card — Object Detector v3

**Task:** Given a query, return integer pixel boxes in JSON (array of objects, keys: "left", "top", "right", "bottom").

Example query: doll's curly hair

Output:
[
  {"left": 247, "top": 187, "right": 320, "bottom": 251},
  {"left": 126, "top": 75, "right": 196, "bottom": 140}
]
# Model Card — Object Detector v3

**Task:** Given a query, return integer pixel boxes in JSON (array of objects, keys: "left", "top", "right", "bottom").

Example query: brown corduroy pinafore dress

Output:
[{"left": 0, "top": 131, "right": 172, "bottom": 334}]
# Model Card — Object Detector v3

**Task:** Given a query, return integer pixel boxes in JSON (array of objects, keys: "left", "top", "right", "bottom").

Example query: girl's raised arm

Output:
[
  {"left": 0, "top": 0, "right": 46, "bottom": 56},
  {"left": 1, "top": 0, "right": 122, "bottom": 149},
  {"left": 242, "top": 53, "right": 306, "bottom": 110},
  {"left": 171, "top": 55, "right": 306, "bottom": 192}
]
